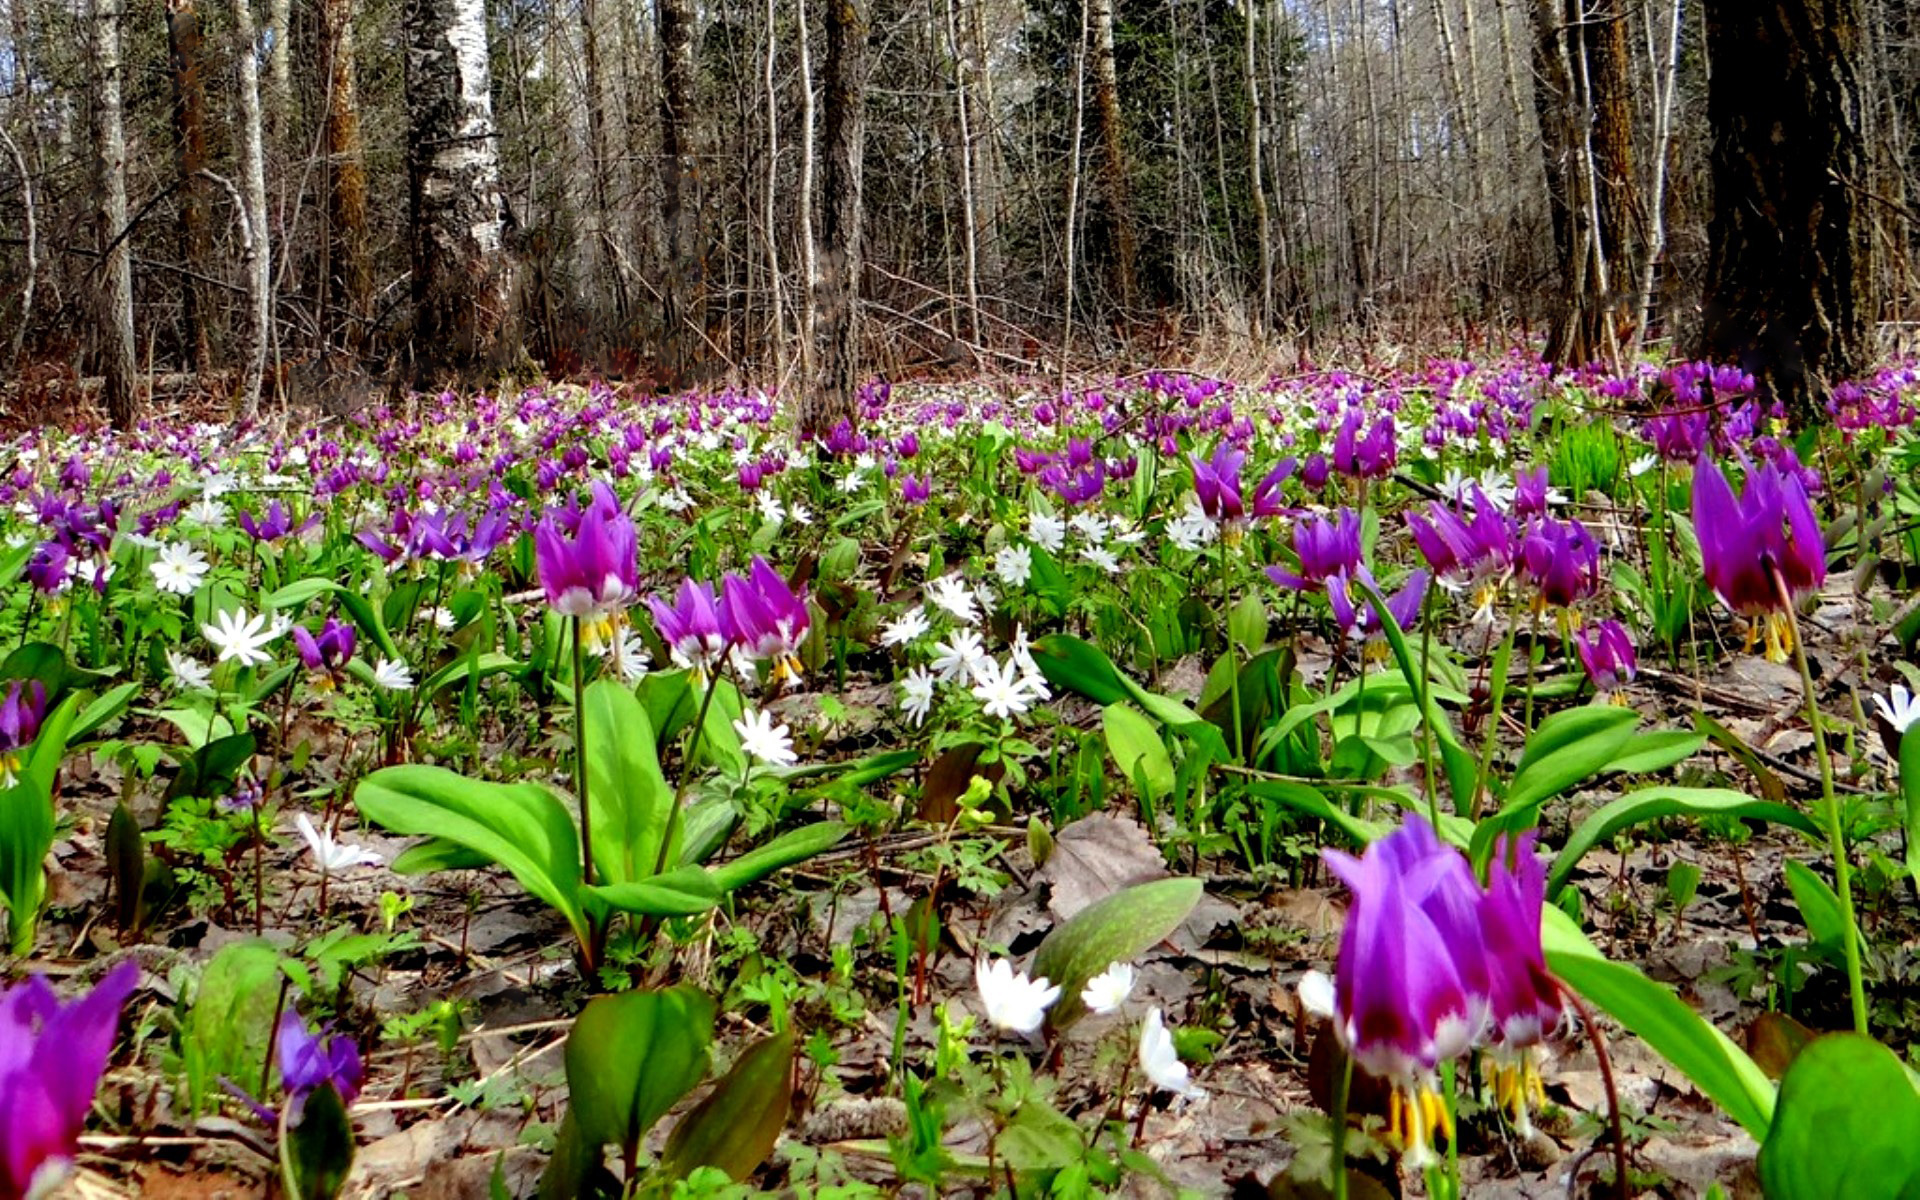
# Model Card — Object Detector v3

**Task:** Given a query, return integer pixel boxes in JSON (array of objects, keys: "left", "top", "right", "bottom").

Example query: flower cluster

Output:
[
  {"left": 648, "top": 556, "right": 811, "bottom": 688},
  {"left": 1692, "top": 456, "right": 1825, "bottom": 662}
]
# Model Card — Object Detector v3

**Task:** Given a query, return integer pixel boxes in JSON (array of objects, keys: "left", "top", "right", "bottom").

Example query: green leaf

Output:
[
  {"left": 1241, "top": 779, "right": 1389, "bottom": 848},
  {"left": 584, "top": 865, "right": 721, "bottom": 918},
  {"left": 661, "top": 1030, "right": 795, "bottom": 1182},
  {"left": 1758, "top": 1033, "right": 1920, "bottom": 1200},
  {"left": 165, "top": 732, "right": 257, "bottom": 804},
  {"left": 354, "top": 765, "right": 588, "bottom": 948},
  {"left": 1034, "top": 634, "right": 1228, "bottom": 760},
  {"left": 1472, "top": 705, "right": 1639, "bottom": 866},
  {"left": 996, "top": 1099, "right": 1086, "bottom": 1172},
  {"left": 0, "top": 693, "right": 78, "bottom": 954},
  {"left": 1782, "top": 859, "right": 1851, "bottom": 952},
  {"left": 1543, "top": 906, "right": 1774, "bottom": 1137},
  {"left": 280, "top": 1082, "right": 356, "bottom": 1200},
  {"left": 1546, "top": 787, "right": 1821, "bottom": 900},
  {"left": 1032, "top": 877, "right": 1204, "bottom": 1029},
  {"left": 415, "top": 652, "right": 522, "bottom": 703},
  {"left": 1602, "top": 730, "right": 1706, "bottom": 776},
  {"left": 71, "top": 682, "right": 139, "bottom": 742},
  {"left": 705, "top": 821, "right": 849, "bottom": 892},
  {"left": 1901, "top": 725, "right": 1920, "bottom": 893},
  {"left": 1228, "top": 593, "right": 1266, "bottom": 653},
  {"left": 1347, "top": 577, "right": 1477, "bottom": 811},
  {"left": 264, "top": 578, "right": 402, "bottom": 662},
  {"left": 183, "top": 940, "right": 284, "bottom": 1119},
  {"left": 581, "top": 679, "right": 673, "bottom": 886},
  {"left": 565, "top": 985, "right": 716, "bottom": 1158},
  {"left": 1102, "top": 703, "right": 1175, "bottom": 802}
]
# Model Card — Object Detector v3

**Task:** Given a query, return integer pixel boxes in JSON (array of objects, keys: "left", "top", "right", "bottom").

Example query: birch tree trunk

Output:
[
  {"left": 1088, "top": 0, "right": 1138, "bottom": 316},
  {"left": 405, "top": 0, "right": 516, "bottom": 380},
  {"left": 796, "top": 0, "right": 818, "bottom": 379},
  {"left": 762, "top": 0, "right": 786, "bottom": 376},
  {"left": 658, "top": 0, "right": 703, "bottom": 384},
  {"left": 943, "top": 0, "right": 981, "bottom": 344},
  {"left": 319, "top": 0, "right": 372, "bottom": 352},
  {"left": 1243, "top": 0, "right": 1271, "bottom": 333},
  {"left": 804, "top": 0, "right": 867, "bottom": 436},
  {"left": 232, "top": 0, "right": 271, "bottom": 415},
  {"left": 90, "top": 0, "right": 138, "bottom": 426},
  {"left": 168, "top": 0, "right": 216, "bottom": 373}
]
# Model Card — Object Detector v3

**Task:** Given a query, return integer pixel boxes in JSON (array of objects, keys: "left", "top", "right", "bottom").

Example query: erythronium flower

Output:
[
  {"left": 1266, "top": 508, "right": 1363, "bottom": 592},
  {"left": 649, "top": 579, "right": 726, "bottom": 675},
  {"left": 0, "top": 961, "right": 140, "bottom": 1199},
  {"left": 1519, "top": 516, "right": 1600, "bottom": 609},
  {"left": 974, "top": 958, "right": 1060, "bottom": 1034},
  {"left": 1874, "top": 684, "right": 1920, "bottom": 735},
  {"left": 294, "top": 813, "right": 384, "bottom": 873},
  {"left": 1081, "top": 962, "right": 1136, "bottom": 1015},
  {"left": 149, "top": 541, "right": 210, "bottom": 595},
  {"left": 202, "top": 606, "right": 281, "bottom": 668},
  {"left": 291, "top": 618, "right": 356, "bottom": 687},
  {"left": 719, "top": 557, "right": 811, "bottom": 686},
  {"left": 1575, "top": 620, "right": 1637, "bottom": 696},
  {"left": 1332, "top": 412, "right": 1396, "bottom": 479},
  {"left": 275, "top": 1009, "right": 365, "bottom": 1122},
  {"left": 1326, "top": 567, "right": 1429, "bottom": 648},
  {"left": 534, "top": 481, "right": 639, "bottom": 650},
  {"left": 0, "top": 681, "right": 47, "bottom": 788},
  {"left": 370, "top": 658, "right": 415, "bottom": 691},
  {"left": 1478, "top": 835, "right": 1564, "bottom": 1135},
  {"left": 1248, "top": 458, "right": 1298, "bottom": 519},
  {"left": 733, "top": 707, "right": 798, "bottom": 767},
  {"left": 1190, "top": 443, "right": 1246, "bottom": 524},
  {"left": 1692, "top": 456, "right": 1826, "bottom": 662},
  {"left": 1138, "top": 1008, "right": 1206, "bottom": 1100}
]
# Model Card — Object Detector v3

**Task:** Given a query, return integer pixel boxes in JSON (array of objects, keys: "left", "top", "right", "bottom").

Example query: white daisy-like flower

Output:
[
  {"left": 184, "top": 497, "right": 228, "bottom": 528},
  {"left": 1165, "top": 503, "right": 1217, "bottom": 553},
  {"left": 1029, "top": 512, "right": 1067, "bottom": 553},
  {"left": 1010, "top": 627, "right": 1051, "bottom": 700},
  {"left": 930, "top": 628, "right": 989, "bottom": 684},
  {"left": 994, "top": 544, "right": 1033, "bottom": 589},
  {"left": 971, "top": 656, "right": 1038, "bottom": 721},
  {"left": 1475, "top": 469, "right": 1518, "bottom": 512},
  {"left": 1081, "top": 961, "right": 1136, "bottom": 1015},
  {"left": 898, "top": 666, "right": 936, "bottom": 727},
  {"left": 150, "top": 542, "right": 210, "bottom": 595},
  {"left": 1079, "top": 546, "right": 1121, "bottom": 574},
  {"left": 1139, "top": 1007, "right": 1206, "bottom": 1099},
  {"left": 733, "top": 706, "right": 798, "bottom": 767},
  {"left": 421, "top": 605, "right": 458, "bottom": 631},
  {"left": 1069, "top": 512, "right": 1110, "bottom": 546},
  {"left": 75, "top": 559, "right": 114, "bottom": 589},
  {"left": 1111, "top": 518, "right": 1147, "bottom": 547},
  {"left": 659, "top": 488, "right": 694, "bottom": 514},
  {"left": 881, "top": 606, "right": 931, "bottom": 648},
  {"left": 200, "top": 471, "right": 238, "bottom": 498},
  {"left": 371, "top": 658, "right": 415, "bottom": 691},
  {"left": 788, "top": 501, "right": 813, "bottom": 526},
  {"left": 1628, "top": 453, "right": 1659, "bottom": 478},
  {"left": 853, "top": 452, "right": 878, "bottom": 472},
  {"left": 1874, "top": 684, "right": 1920, "bottom": 735},
  {"left": 595, "top": 627, "right": 652, "bottom": 683},
  {"left": 975, "top": 958, "right": 1061, "bottom": 1035},
  {"left": 836, "top": 470, "right": 867, "bottom": 495},
  {"left": 1439, "top": 467, "right": 1476, "bottom": 504},
  {"left": 295, "top": 812, "right": 384, "bottom": 872},
  {"left": 756, "top": 491, "right": 786, "bottom": 526},
  {"left": 926, "top": 575, "right": 979, "bottom": 626},
  {"left": 166, "top": 650, "right": 214, "bottom": 693},
  {"left": 201, "top": 607, "right": 279, "bottom": 667}
]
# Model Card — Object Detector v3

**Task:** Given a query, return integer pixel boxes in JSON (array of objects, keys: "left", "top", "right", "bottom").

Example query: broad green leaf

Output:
[
  {"left": 996, "top": 1099, "right": 1087, "bottom": 1172},
  {"left": 1602, "top": 730, "right": 1706, "bottom": 776},
  {"left": 354, "top": 765, "right": 588, "bottom": 948},
  {"left": 1472, "top": 705, "right": 1640, "bottom": 866},
  {"left": 584, "top": 865, "right": 720, "bottom": 918},
  {"left": 1546, "top": 787, "right": 1821, "bottom": 899},
  {"left": 182, "top": 940, "right": 283, "bottom": 1119},
  {"left": 155, "top": 706, "right": 234, "bottom": 750},
  {"left": 661, "top": 1030, "right": 795, "bottom": 1182},
  {"left": 565, "top": 985, "right": 715, "bottom": 1157},
  {"left": 1102, "top": 703, "right": 1175, "bottom": 802},
  {"left": 280, "top": 1081, "right": 355, "bottom": 1200},
  {"left": 165, "top": 732, "right": 257, "bottom": 803},
  {"left": 581, "top": 679, "right": 672, "bottom": 886},
  {"left": 1241, "top": 779, "right": 1389, "bottom": 848},
  {"left": 1901, "top": 725, "right": 1920, "bottom": 893},
  {"left": 1033, "top": 877, "right": 1204, "bottom": 1029},
  {"left": 71, "top": 682, "right": 139, "bottom": 742},
  {"left": 1228, "top": 593, "right": 1266, "bottom": 653},
  {"left": 705, "top": 820, "right": 849, "bottom": 891},
  {"left": 413, "top": 651, "right": 522, "bottom": 703},
  {"left": 1782, "top": 859, "right": 1851, "bottom": 952},
  {"left": 1543, "top": 906, "right": 1774, "bottom": 1137},
  {"left": 1034, "top": 634, "right": 1228, "bottom": 760},
  {"left": 0, "top": 694, "right": 77, "bottom": 954},
  {"left": 1758, "top": 1033, "right": 1920, "bottom": 1200},
  {"left": 1348, "top": 578, "right": 1477, "bottom": 811}
]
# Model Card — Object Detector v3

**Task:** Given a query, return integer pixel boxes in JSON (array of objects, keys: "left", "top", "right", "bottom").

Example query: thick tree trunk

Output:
[
  {"left": 232, "top": 0, "right": 272, "bottom": 416},
  {"left": 168, "top": 0, "right": 215, "bottom": 374},
  {"left": 1088, "top": 0, "right": 1138, "bottom": 316},
  {"left": 658, "top": 0, "right": 703, "bottom": 385},
  {"left": 804, "top": 0, "right": 866, "bottom": 436},
  {"left": 318, "top": 0, "right": 372, "bottom": 352},
  {"left": 1695, "top": 0, "right": 1872, "bottom": 424},
  {"left": 405, "top": 0, "right": 517, "bottom": 381},
  {"left": 91, "top": 0, "right": 138, "bottom": 427},
  {"left": 796, "top": 0, "right": 818, "bottom": 379}
]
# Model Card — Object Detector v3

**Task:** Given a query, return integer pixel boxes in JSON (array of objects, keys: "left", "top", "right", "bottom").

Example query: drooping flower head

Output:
[
  {"left": 291, "top": 618, "right": 356, "bottom": 689},
  {"left": 1512, "top": 466, "right": 1554, "bottom": 518},
  {"left": 1189, "top": 443, "right": 1247, "bottom": 525},
  {"left": 1327, "top": 568, "right": 1429, "bottom": 649},
  {"left": 276, "top": 1009, "right": 365, "bottom": 1122},
  {"left": 0, "top": 961, "right": 140, "bottom": 1199},
  {"left": 1692, "top": 456, "right": 1825, "bottom": 662},
  {"left": 1332, "top": 411, "right": 1396, "bottom": 479},
  {"left": 719, "top": 557, "right": 810, "bottom": 686},
  {"left": 534, "top": 481, "right": 639, "bottom": 650},
  {"left": 1267, "top": 508, "right": 1364, "bottom": 593},
  {"left": 649, "top": 579, "right": 726, "bottom": 675},
  {"left": 1478, "top": 834, "right": 1564, "bottom": 1134},
  {"left": 1575, "top": 620, "right": 1637, "bottom": 696},
  {"left": 1407, "top": 490, "right": 1517, "bottom": 623},
  {"left": 0, "top": 680, "right": 49, "bottom": 780},
  {"left": 1519, "top": 516, "right": 1600, "bottom": 609}
]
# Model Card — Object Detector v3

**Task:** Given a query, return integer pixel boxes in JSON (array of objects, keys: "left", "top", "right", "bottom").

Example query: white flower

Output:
[
  {"left": 200, "top": 471, "right": 238, "bottom": 498},
  {"left": 930, "top": 628, "right": 989, "bottom": 684},
  {"left": 1628, "top": 453, "right": 1659, "bottom": 478},
  {"left": 1139, "top": 1008, "right": 1205, "bottom": 1099},
  {"left": 1111, "top": 519, "right": 1148, "bottom": 547},
  {"left": 422, "top": 605, "right": 458, "bottom": 631},
  {"left": 594, "top": 627, "right": 652, "bottom": 683},
  {"left": 1069, "top": 513, "right": 1110, "bottom": 546},
  {"left": 881, "top": 606, "right": 931, "bottom": 648},
  {"left": 995, "top": 544, "right": 1033, "bottom": 588},
  {"left": 836, "top": 470, "right": 867, "bottom": 495},
  {"left": 184, "top": 496, "right": 228, "bottom": 528},
  {"left": 166, "top": 650, "right": 213, "bottom": 693},
  {"left": 788, "top": 501, "right": 813, "bottom": 526},
  {"left": 757, "top": 491, "right": 786, "bottom": 526},
  {"left": 294, "top": 812, "right": 384, "bottom": 872},
  {"left": 1165, "top": 501, "right": 1216, "bottom": 552},
  {"left": 1875, "top": 684, "right": 1920, "bottom": 735},
  {"left": 659, "top": 488, "right": 694, "bottom": 514},
  {"left": 1029, "top": 512, "right": 1067, "bottom": 553},
  {"left": 151, "top": 542, "right": 211, "bottom": 595},
  {"left": 75, "top": 559, "right": 114, "bottom": 589},
  {"left": 853, "top": 452, "right": 878, "bottom": 472},
  {"left": 201, "top": 607, "right": 279, "bottom": 667},
  {"left": 926, "top": 575, "right": 979, "bottom": 626},
  {"left": 898, "top": 666, "right": 936, "bottom": 727},
  {"left": 1081, "top": 962, "right": 1136, "bottom": 1015},
  {"left": 1297, "top": 969, "right": 1336, "bottom": 1019},
  {"left": 975, "top": 958, "right": 1060, "bottom": 1034},
  {"left": 1011, "top": 627, "right": 1051, "bottom": 700},
  {"left": 1079, "top": 546, "right": 1120, "bottom": 574},
  {"left": 971, "top": 657, "right": 1038, "bottom": 721},
  {"left": 1439, "top": 467, "right": 1476, "bottom": 504},
  {"left": 371, "top": 658, "right": 415, "bottom": 691},
  {"left": 733, "top": 706, "right": 798, "bottom": 767},
  {"left": 1475, "top": 469, "right": 1517, "bottom": 512}
]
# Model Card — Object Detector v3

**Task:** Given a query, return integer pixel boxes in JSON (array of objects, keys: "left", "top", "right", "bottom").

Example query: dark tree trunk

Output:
[
  {"left": 168, "top": 0, "right": 215, "bottom": 374},
  {"left": 319, "top": 0, "right": 372, "bottom": 353},
  {"left": 404, "top": 0, "right": 517, "bottom": 381},
  {"left": 658, "top": 0, "right": 703, "bottom": 384},
  {"left": 1695, "top": 0, "right": 1872, "bottom": 424},
  {"left": 805, "top": 0, "right": 867, "bottom": 437},
  {"left": 91, "top": 0, "right": 138, "bottom": 427}
]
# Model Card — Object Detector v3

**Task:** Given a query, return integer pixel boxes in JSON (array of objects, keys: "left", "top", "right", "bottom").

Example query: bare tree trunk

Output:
[
  {"left": 1244, "top": 0, "right": 1271, "bottom": 333},
  {"left": 796, "top": 0, "right": 818, "bottom": 379},
  {"left": 2, "top": 128, "right": 35, "bottom": 373},
  {"left": 805, "top": 0, "right": 867, "bottom": 435},
  {"left": 405, "top": 0, "right": 517, "bottom": 380},
  {"left": 231, "top": 0, "right": 271, "bottom": 415},
  {"left": 1696, "top": 0, "right": 1871, "bottom": 424},
  {"left": 90, "top": 0, "right": 138, "bottom": 427},
  {"left": 1061, "top": 0, "right": 1090, "bottom": 383},
  {"left": 944, "top": 0, "right": 981, "bottom": 344},
  {"left": 168, "top": 0, "right": 215, "bottom": 374},
  {"left": 318, "top": 0, "right": 372, "bottom": 353},
  {"left": 762, "top": 0, "right": 786, "bottom": 376},
  {"left": 266, "top": 0, "right": 291, "bottom": 144},
  {"left": 582, "top": 0, "right": 628, "bottom": 320},
  {"left": 1630, "top": 0, "right": 1685, "bottom": 353},
  {"left": 1088, "top": 0, "right": 1138, "bottom": 317},
  {"left": 658, "top": 0, "right": 703, "bottom": 384}
]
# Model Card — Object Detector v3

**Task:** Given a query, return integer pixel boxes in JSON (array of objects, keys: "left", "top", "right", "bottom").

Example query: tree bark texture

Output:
[
  {"left": 232, "top": 0, "right": 272, "bottom": 415},
  {"left": 319, "top": 0, "right": 373, "bottom": 352},
  {"left": 805, "top": 0, "right": 867, "bottom": 436},
  {"left": 405, "top": 0, "right": 516, "bottom": 380},
  {"left": 91, "top": 0, "right": 138, "bottom": 427},
  {"left": 168, "top": 0, "right": 215, "bottom": 373},
  {"left": 658, "top": 0, "right": 704, "bottom": 385},
  {"left": 1088, "top": 0, "right": 1138, "bottom": 315},
  {"left": 1696, "top": 0, "right": 1872, "bottom": 423}
]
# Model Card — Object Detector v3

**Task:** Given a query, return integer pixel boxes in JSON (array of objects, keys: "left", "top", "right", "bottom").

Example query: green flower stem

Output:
[
  {"left": 653, "top": 666, "right": 725, "bottom": 878},
  {"left": 1329, "top": 1050, "right": 1352, "bottom": 1200},
  {"left": 571, "top": 615, "right": 595, "bottom": 890},
  {"left": 1778, "top": 572, "right": 1869, "bottom": 1035}
]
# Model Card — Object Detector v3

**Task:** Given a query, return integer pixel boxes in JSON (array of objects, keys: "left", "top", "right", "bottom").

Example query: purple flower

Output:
[
  {"left": 238, "top": 500, "right": 317, "bottom": 543},
  {"left": 719, "top": 558, "right": 810, "bottom": 683},
  {"left": 276, "top": 1009, "right": 364, "bottom": 1121},
  {"left": 1300, "top": 453, "right": 1330, "bottom": 490},
  {"left": 1407, "top": 491, "right": 1517, "bottom": 586},
  {"left": 0, "top": 681, "right": 48, "bottom": 761},
  {"left": 1574, "top": 620, "right": 1637, "bottom": 693},
  {"left": 1519, "top": 516, "right": 1599, "bottom": 608},
  {"left": 291, "top": 618, "right": 357, "bottom": 685},
  {"left": 0, "top": 962, "right": 140, "bottom": 1197},
  {"left": 533, "top": 481, "right": 638, "bottom": 630},
  {"left": 1247, "top": 458, "right": 1297, "bottom": 519},
  {"left": 1327, "top": 568, "right": 1429, "bottom": 643},
  {"left": 1512, "top": 467, "right": 1552, "bottom": 518},
  {"left": 900, "top": 474, "right": 931, "bottom": 505},
  {"left": 1692, "top": 457, "right": 1825, "bottom": 660},
  {"left": 23, "top": 543, "right": 69, "bottom": 595},
  {"left": 1265, "top": 509, "right": 1363, "bottom": 592},
  {"left": 1479, "top": 834, "right": 1563, "bottom": 1133},
  {"left": 1332, "top": 412, "right": 1396, "bottom": 479},
  {"left": 650, "top": 579, "right": 725, "bottom": 673},
  {"left": 1189, "top": 444, "right": 1246, "bottom": 524}
]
